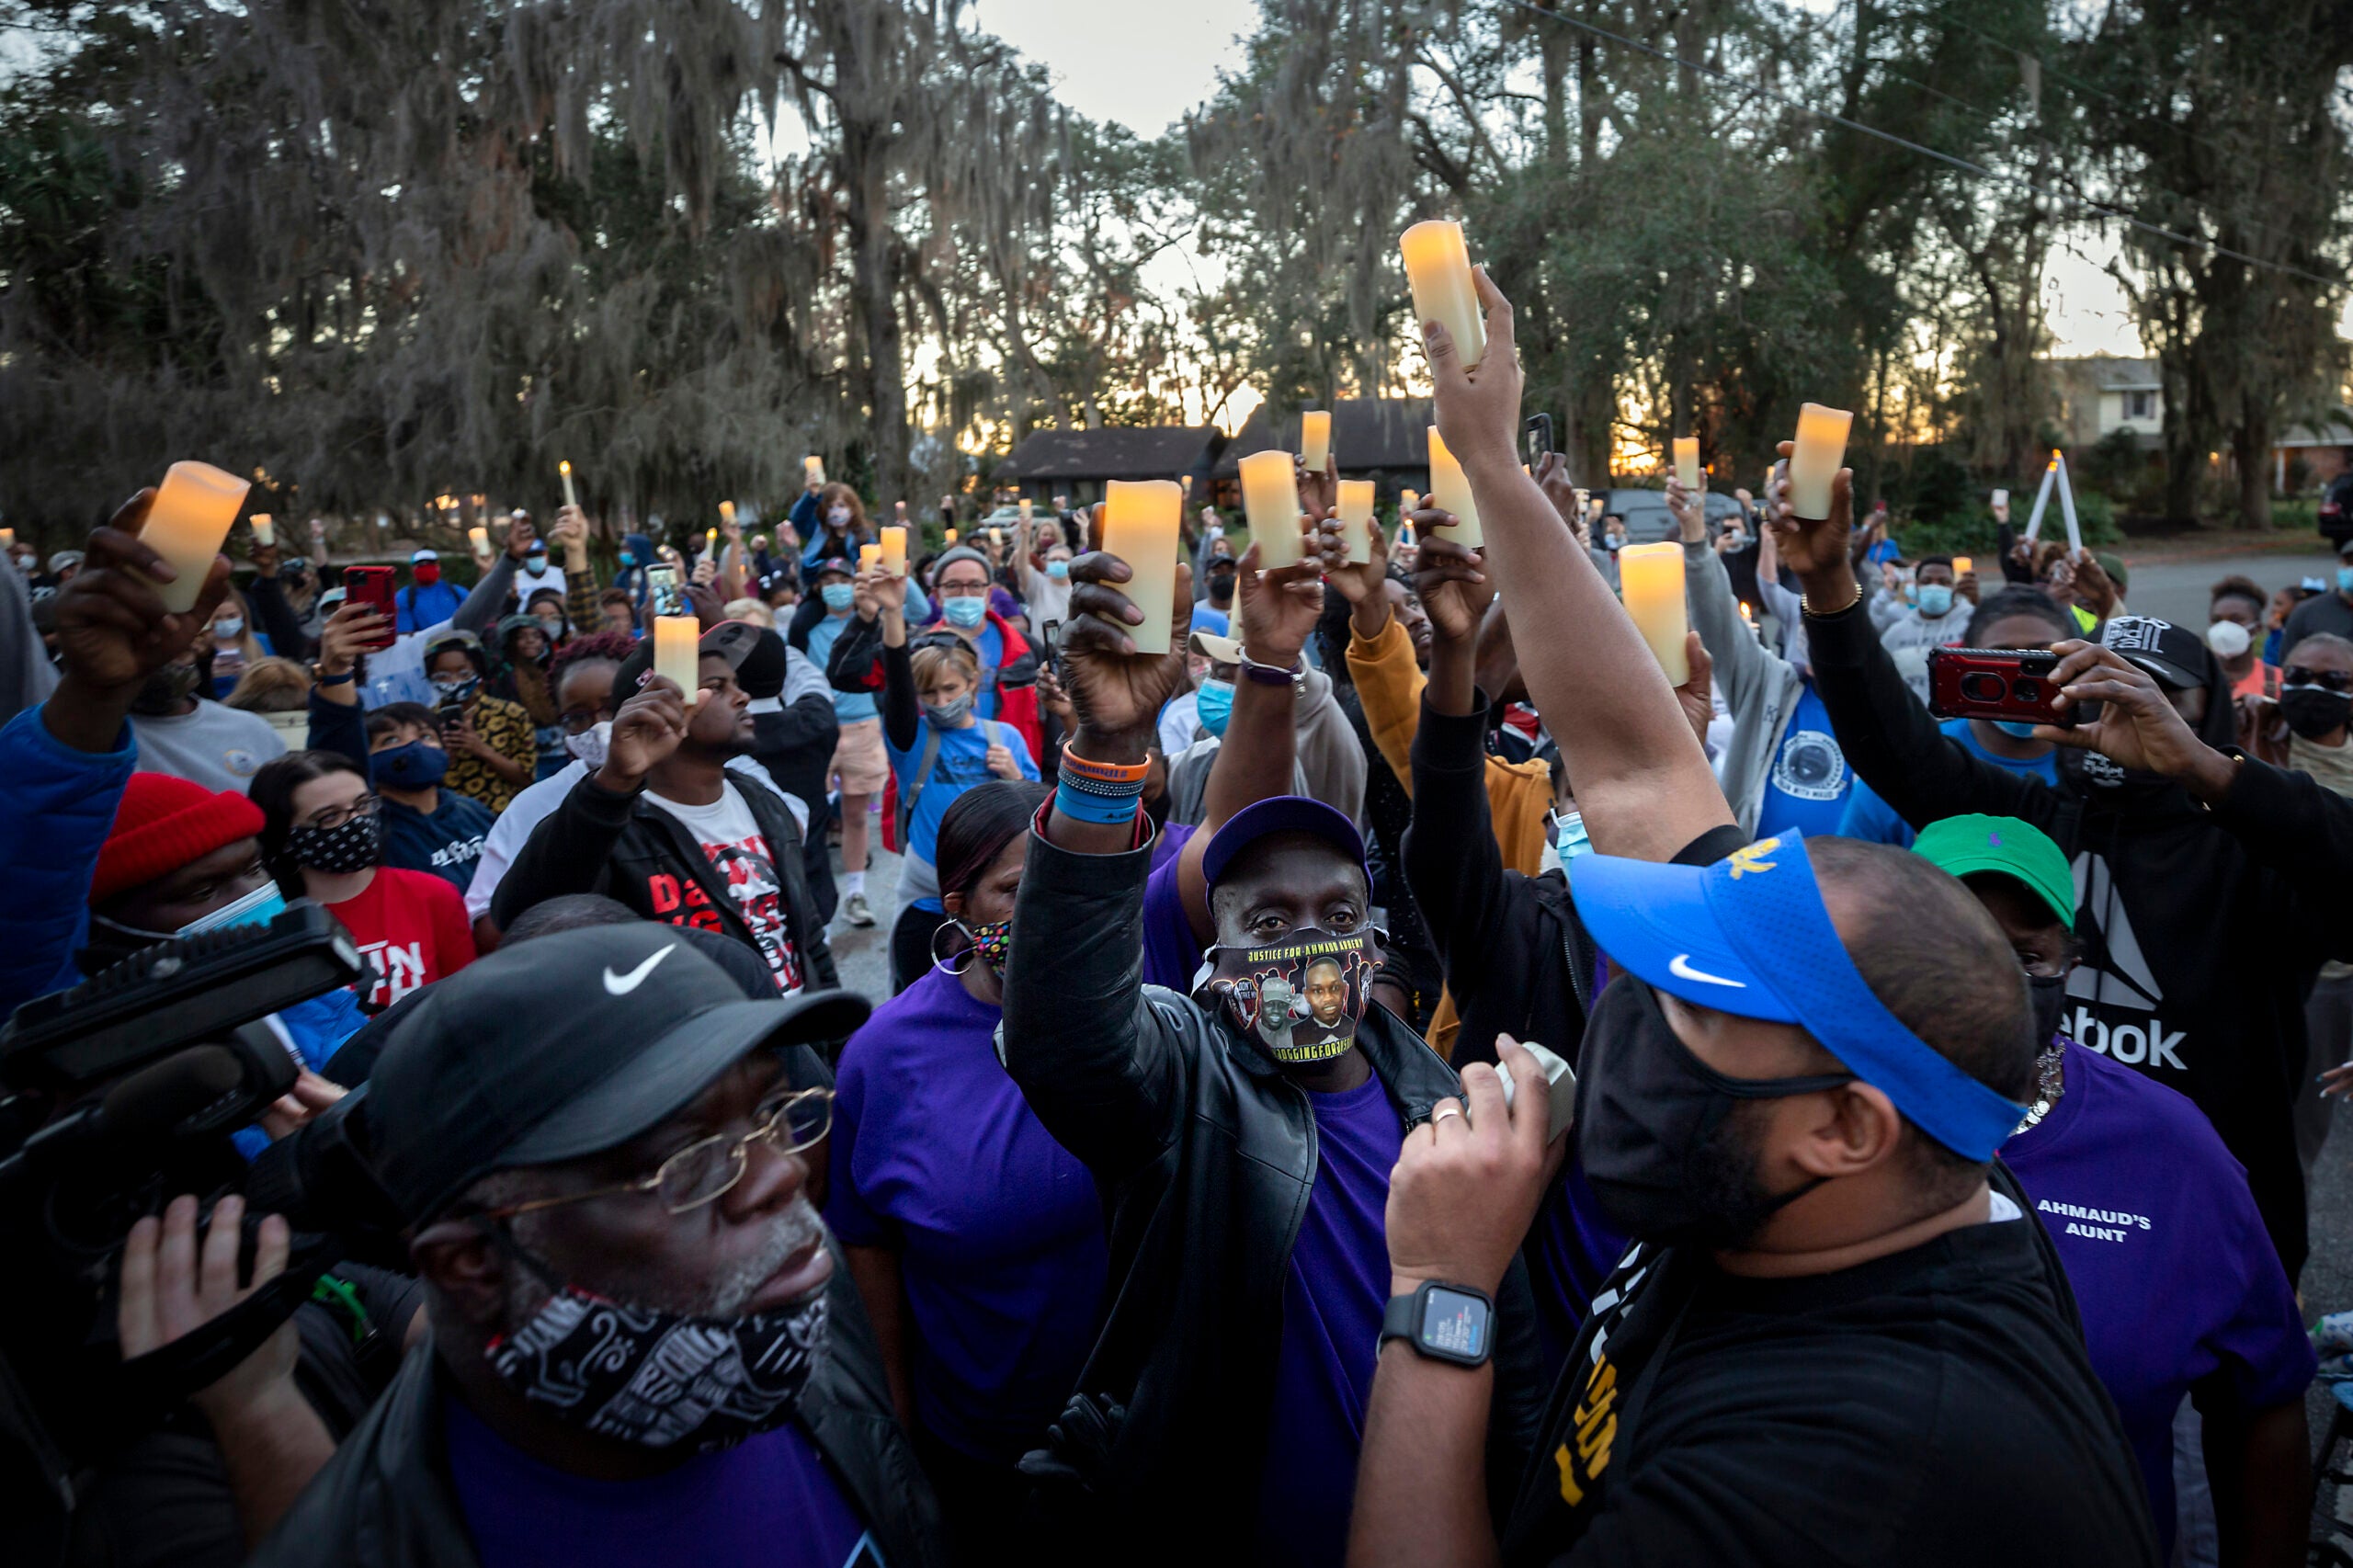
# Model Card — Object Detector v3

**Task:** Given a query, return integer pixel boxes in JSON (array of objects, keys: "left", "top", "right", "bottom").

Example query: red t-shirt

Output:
[{"left": 328, "top": 866, "right": 477, "bottom": 1008}]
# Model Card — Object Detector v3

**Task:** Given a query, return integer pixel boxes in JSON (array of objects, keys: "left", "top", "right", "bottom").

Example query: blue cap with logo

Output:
[{"left": 1568, "top": 830, "right": 2026, "bottom": 1160}]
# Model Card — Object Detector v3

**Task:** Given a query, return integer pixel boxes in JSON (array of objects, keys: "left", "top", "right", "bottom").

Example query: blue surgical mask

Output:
[
  {"left": 524, "top": 550, "right": 550, "bottom": 574},
  {"left": 821, "top": 582, "right": 856, "bottom": 611},
  {"left": 2338, "top": 566, "right": 2353, "bottom": 596},
  {"left": 213, "top": 617, "right": 244, "bottom": 639},
  {"left": 618, "top": 550, "right": 637, "bottom": 567},
  {"left": 943, "top": 596, "right": 987, "bottom": 630},
  {"left": 1538, "top": 810, "right": 1592, "bottom": 879},
  {"left": 373, "top": 739, "right": 449, "bottom": 788},
  {"left": 177, "top": 882, "right": 288, "bottom": 937},
  {"left": 1046, "top": 560, "right": 1071, "bottom": 580},
  {"left": 1917, "top": 585, "right": 1954, "bottom": 617},
  {"left": 1196, "top": 677, "right": 1235, "bottom": 737},
  {"left": 1994, "top": 720, "right": 2042, "bottom": 739}
]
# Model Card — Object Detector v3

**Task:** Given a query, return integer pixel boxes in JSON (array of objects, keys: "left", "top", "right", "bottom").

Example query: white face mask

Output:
[
  {"left": 2206, "top": 619, "right": 2253, "bottom": 659},
  {"left": 563, "top": 720, "right": 611, "bottom": 769}
]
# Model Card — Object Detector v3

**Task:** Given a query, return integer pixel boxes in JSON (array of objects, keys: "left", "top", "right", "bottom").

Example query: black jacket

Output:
[
  {"left": 999, "top": 826, "right": 1545, "bottom": 1560},
  {"left": 244, "top": 1245, "right": 948, "bottom": 1568},
  {"left": 1809, "top": 596, "right": 2353, "bottom": 1278},
  {"left": 489, "top": 770, "right": 838, "bottom": 993}
]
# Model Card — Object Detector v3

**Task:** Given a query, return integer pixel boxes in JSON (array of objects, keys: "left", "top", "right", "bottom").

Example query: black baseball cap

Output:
[
  {"left": 613, "top": 619, "right": 775, "bottom": 700},
  {"left": 1200, "top": 795, "right": 1368, "bottom": 890},
  {"left": 366, "top": 924, "right": 868, "bottom": 1223},
  {"left": 2097, "top": 615, "right": 2209, "bottom": 692}
]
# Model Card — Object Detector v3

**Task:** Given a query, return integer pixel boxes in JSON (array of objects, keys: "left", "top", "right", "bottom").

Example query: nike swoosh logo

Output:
[
  {"left": 1668, "top": 953, "right": 1745, "bottom": 988},
  {"left": 604, "top": 945, "right": 676, "bottom": 995}
]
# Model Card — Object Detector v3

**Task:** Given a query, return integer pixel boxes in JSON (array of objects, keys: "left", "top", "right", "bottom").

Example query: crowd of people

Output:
[{"left": 3, "top": 265, "right": 2350, "bottom": 1568}]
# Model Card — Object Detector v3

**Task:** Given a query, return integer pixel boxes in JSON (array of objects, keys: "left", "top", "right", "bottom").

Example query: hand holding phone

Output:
[
  {"left": 341, "top": 566, "right": 399, "bottom": 650},
  {"left": 1927, "top": 647, "right": 2081, "bottom": 730}
]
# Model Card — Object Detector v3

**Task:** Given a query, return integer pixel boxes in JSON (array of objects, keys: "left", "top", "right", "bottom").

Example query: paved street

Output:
[{"left": 2114, "top": 547, "right": 2339, "bottom": 629}]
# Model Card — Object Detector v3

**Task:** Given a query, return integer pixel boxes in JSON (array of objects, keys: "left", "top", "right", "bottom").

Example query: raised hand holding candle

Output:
[
  {"left": 804, "top": 456, "right": 825, "bottom": 488},
  {"left": 707, "top": 528, "right": 720, "bottom": 557},
  {"left": 1953, "top": 555, "right": 1973, "bottom": 577},
  {"left": 1019, "top": 498, "right": 1033, "bottom": 523},
  {"left": 1673, "top": 437, "right": 1701, "bottom": 491},
  {"left": 881, "top": 526, "right": 907, "bottom": 576},
  {"left": 719, "top": 500, "right": 736, "bottom": 525},
  {"left": 1787, "top": 403, "right": 1854, "bottom": 522},
  {"left": 1100, "top": 480, "right": 1183, "bottom": 655},
  {"left": 654, "top": 615, "right": 701, "bottom": 704},
  {"left": 1336, "top": 480, "right": 1375, "bottom": 564},
  {"left": 1238, "top": 449, "right": 1304, "bottom": 569},
  {"left": 1425, "top": 426, "right": 1484, "bottom": 549},
  {"left": 250, "top": 515, "right": 275, "bottom": 547},
  {"left": 1399, "top": 220, "right": 1485, "bottom": 369},
  {"left": 559, "top": 460, "right": 578, "bottom": 510},
  {"left": 1301, "top": 411, "right": 1332, "bottom": 473},
  {"left": 142, "top": 461, "right": 250, "bottom": 612},
  {"left": 1617, "top": 542, "right": 1690, "bottom": 684}
]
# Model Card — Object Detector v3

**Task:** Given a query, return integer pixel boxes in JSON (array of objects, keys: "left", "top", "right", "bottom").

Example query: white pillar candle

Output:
[
  {"left": 804, "top": 455, "right": 825, "bottom": 487},
  {"left": 1399, "top": 221, "right": 1485, "bottom": 369},
  {"left": 1400, "top": 489, "right": 1419, "bottom": 516},
  {"left": 859, "top": 543, "right": 882, "bottom": 573},
  {"left": 559, "top": 460, "right": 578, "bottom": 510},
  {"left": 720, "top": 500, "right": 736, "bottom": 525},
  {"left": 469, "top": 526, "right": 492, "bottom": 560},
  {"left": 946, "top": 527, "right": 959, "bottom": 544},
  {"left": 249, "top": 515, "right": 275, "bottom": 547},
  {"left": 1787, "top": 403, "right": 1854, "bottom": 522},
  {"left": 654, "top": 616, "right": 702, "bottom": 703},
  {"left": 881, "top": 526, "right": 907, "bottom": 576},
  {"left": 1336, "top": 480, "right": 1375, "bottom": 565},
  {"left": 1020, "top": 497, "right": 1033, "bottom": 522},
  {"left": 1673, "top": 437, "right": 1701, "bottom": 491},
  {"left": 1238, "top": 449, "right": 1303, "bottom": 569},
  {"left": 1617, "top": 541, "right": 1690, "bottom": 684},
  {"left": 143, "top": 461, "right": 250, "bottom": 612},
  {"left": 1301, "top": 411, "right": 1332, "bottom": 473},
  {"left": 1100, "top": 480, "right": 1183, "bottom": 655},
  {"left": 1425, "top": 426, "right": 1484, "bottom": 549}
]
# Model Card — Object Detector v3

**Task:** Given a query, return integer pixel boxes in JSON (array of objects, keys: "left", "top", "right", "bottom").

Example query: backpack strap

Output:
[{"left": 896, "top": 724, "right": 946, "bottom": 849}]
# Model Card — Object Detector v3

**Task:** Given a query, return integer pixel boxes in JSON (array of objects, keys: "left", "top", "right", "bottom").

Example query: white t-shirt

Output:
[{"left": 643, "top": 780, "right": 803, "bottom": 994}]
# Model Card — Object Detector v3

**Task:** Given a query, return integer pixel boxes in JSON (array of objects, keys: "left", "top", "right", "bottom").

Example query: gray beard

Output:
[{"left": 504, "top": 1193, "right": 831, "bottom": 1324}]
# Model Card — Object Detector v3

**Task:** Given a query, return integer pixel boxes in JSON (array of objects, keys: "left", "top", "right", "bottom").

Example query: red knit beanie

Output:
[{"left": 90, "top": 772, "right": 267, "bottom": 906}]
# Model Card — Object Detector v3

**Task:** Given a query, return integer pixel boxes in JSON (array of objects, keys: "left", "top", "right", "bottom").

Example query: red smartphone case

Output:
[{"left": 1926, "top": 646, "right": 2077, "bottom": 729}]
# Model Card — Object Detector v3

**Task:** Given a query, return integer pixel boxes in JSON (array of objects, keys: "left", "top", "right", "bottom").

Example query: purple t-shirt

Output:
[
  {"left": 2003, "top": 1040, "right": 2314, "bottom": 1555},
  {"left": 825, "top": 965, "right": 1108, "bottom": 1462},
  {"left": 1253, "top": 1074, "right": 1404, "bottom": 1567},
  {"left": 1140, "top": 821, "right": 1200, "bottom": 991},
  {"left": 442, "top": 1393, "right": 877, "bottom": 1568}
]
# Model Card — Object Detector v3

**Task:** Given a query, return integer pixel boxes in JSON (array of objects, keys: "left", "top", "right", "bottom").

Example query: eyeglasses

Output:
[
  {"left": 299, "top": 794, "right": 381, "bottom": 833},
  {"left": 559, "top": 702, "right": 617, "bottom": 733},
  {"left": 2282, "top": 668, "right": 2353, "bottom": 693},
  {"left": 481, "top": 1088, "right": 834, "bottom": 1220},
  {"left": 937, "top": 580, "right": 991, "bottom": 597}
]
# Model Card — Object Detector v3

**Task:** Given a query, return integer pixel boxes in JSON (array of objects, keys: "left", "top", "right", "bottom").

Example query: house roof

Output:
[
  {"left": 996, "top": 426, "right": 1223, "bottom": 483},
  {"left": 2049, "top": 356, "right": 2161, "bottom": 392},
  {"left": 1212, "top": 398, "right": 1434, "bottom": 477},
  {"left": 2279, "top": 409, "right": 2353, "bottom": 448}
]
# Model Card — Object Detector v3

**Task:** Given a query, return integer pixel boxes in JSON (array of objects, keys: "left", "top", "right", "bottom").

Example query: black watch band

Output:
[{"left": 1379, "top": 1279, "right": 1495, "bottom": 1368}]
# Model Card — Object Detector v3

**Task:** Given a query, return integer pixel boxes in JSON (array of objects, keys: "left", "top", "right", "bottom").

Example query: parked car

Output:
[{"left": 1601, "top": 487, "right": 1748, "bottom": 544}]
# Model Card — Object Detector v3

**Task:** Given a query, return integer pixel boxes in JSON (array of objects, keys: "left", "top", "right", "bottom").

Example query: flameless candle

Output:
[
  {"left": 1673, "top": 437, "right": 1701, "bottom": 491},
  {"left": 720, "top": 500, "right": 736, "bottom": 525},
  {"left": 654, "top": 616, "right": 701, "bottom": 704},
  {"left": 1787, "top": 403, "right": 1854, "bottom": 522},
  {"left": 804, "top": 456, "right": 825, "bottom": 487},
  {"left": 859, "top": 543, "right": 882, "bottom": 573},
  {"left": 559, "top": 460, "right": 578, "bottom": 511},
  {"left": 142, "top": 461, "right": 250, "bottom": 613},
  {"left": 989, "top": 528, "right": 1004, "bottom": 555},
  {"left": 1401, "top": 489, "right": 1419, "bottom": 516},
  {"left": 1573, "top": 488, "right": 1589, "bottom": 522},
  {"left": 1992, "top": 489, "right": 2008, "bottom": 510},
  {"left": 469, "top": 527, "right": 491, "bottom": 559},
  {"left": 1301, "top": 411, "right": 1332, "bottom": 473},
  {"left": 1239, "top": 449, "right": 1304, "bottom": 569},
  {"left": 250, "top": 515, "right": 275, "bottom": 547},
  {"left": 1617, "top": 542, "right": 1690, "bottom": 684},
  {"left": 1336, "top": 480, "right": 1375, "bottom": 565},
  {"left": 881, "top": 526, "right": 907, "bottom": 576},
  {"left": 1953, "top": 556, "right": 1973, "bottom": 577},
  {"left": 1101, "top": 480, "right": 1183, "bottom": 655},
  {"left": 1425, "top": 426, "right": 1484, "bottom": 549},
  {"left": 1399, "top": 221, "right": 1485, "bottom": 369},
  {"left": 946, "top": 528, "right": 959, "bottom": 544},
  {"left": 0, "top": 528, "right": 13, "bottom": 549},
  {"left": 1020, "top": 498, "right": 1033, "bottom": 522}
]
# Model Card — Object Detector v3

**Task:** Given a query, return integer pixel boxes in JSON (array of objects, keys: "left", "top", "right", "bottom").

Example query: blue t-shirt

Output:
[
  {"left": 379, "top": 789, "right": 494, "bottom": 892},
  {"left": 805, "top": 612, "right": 876, "bottom": 723},
  {"left": 1756, "top": 679, "right": 1852, "bottom": 840},
  {"left": 972, "top": 623, "right": 1006, "bottom": 722},
  {"left": 887, "top": 717, "right": 1038, "bottom": 903},
  {"left": 825, "top": 965, "right": 1108, "bottom": 1463},
  {"left": 1254, "top": 1074, "right": 1404, "bottom": 1568},
  {"left": 1191, "top": 603, "right": 1231, "bottom": 637},
  {"left": 443, "top": 1392, "right": 878, "bottom": 1568},
  {"left": 1836, "top": 718, "right": 2059, "bottom": 846},
  {"left": 2003, "top": 1043, "right": 2314, "bottom": 1560}
]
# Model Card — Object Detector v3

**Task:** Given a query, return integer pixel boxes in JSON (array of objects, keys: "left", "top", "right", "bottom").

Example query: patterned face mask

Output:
[
  {"left": 287, "top": 812, "right": 381, "bottom": 874},
  {"left": 963, "top": 915, "right": 1012, "bottom": 974},
  {"left": 1192, "top": 926, "right": 1380, "bottom": 1063},
  {"left": 484, "top": 1280, "right": 828, "bottom": 1454}
]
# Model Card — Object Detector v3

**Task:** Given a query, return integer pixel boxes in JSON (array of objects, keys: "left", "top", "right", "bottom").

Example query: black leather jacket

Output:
[
  {"left": 244, "top": 1243, "right": 948, "bottom": 1568},
  {"left": 1000, "top": 825, "right": 1545, "bottom": 1560}
]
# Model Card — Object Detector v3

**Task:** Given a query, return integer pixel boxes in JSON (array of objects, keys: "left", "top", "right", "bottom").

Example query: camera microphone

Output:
[{"left": 0, "top": 1047, "right": 245, "bottom": 1190}]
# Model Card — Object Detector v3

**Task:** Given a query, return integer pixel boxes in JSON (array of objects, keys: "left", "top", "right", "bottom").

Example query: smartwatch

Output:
[{"left": 1379, "top": 1279, "right": 1495, "bottom": 1368}]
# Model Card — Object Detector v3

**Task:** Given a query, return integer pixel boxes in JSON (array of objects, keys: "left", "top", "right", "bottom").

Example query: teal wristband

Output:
[{"left": 1055, "top": 778, "right": 1141, "bottom": 825}]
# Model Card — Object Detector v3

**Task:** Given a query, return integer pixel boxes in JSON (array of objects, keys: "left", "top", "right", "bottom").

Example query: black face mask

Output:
[
  {"left": 131, "top": 661, "right": 203, "bottom": 714},
  {"left": 2028, "top": 972, "right": 2068, "bottom": 1049},
  {"left": 2281, "top": 686, "right": 2351, "bottom": 741},
  {"left": 1574, "top": 976, "right": 1852, "bottom": 1247}
]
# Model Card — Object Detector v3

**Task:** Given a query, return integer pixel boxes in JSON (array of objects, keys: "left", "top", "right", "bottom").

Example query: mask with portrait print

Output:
[{"left": 1190, "top": 926, "right": 1379, "bottom": 1063}]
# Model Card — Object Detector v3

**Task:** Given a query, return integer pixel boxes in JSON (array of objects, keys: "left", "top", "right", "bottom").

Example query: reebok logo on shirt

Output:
[{"left": 2065, "top": 853, "right": 2188, "bottom": 1073}]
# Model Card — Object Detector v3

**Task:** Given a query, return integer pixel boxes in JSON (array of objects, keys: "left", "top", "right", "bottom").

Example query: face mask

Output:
[
  {"left": 213, "top": 617, "right": 244, "bottom": 639},
  {"left": 523, "top": 551, "right": 550, "bottom": 575},
  {"left": 1046, "top": 559, "right": 1071, "bottom": 580},
  {"left": 960, "top": 916, "right": 1013, "bottom": 975},
  {"left": 1192, "top": 926, "right": 1378, "bottom": 1064},
  {"left": 2282, "top": 685, "right": 2353, "bottom": 740},
  {"left": 413, "top": 562, "right": 442, "bottom": 586},
  {"left": 821, "top": 583, "right": 856, "bottom": 611},
  {"left": 431, "top": 673, "right": 481, "bottom": 704},
  {"left": 1195, "top": 677, "right": 1234, "bottom": 737},
  {"left": 923, "top": 693, "right": 974, "bottom": 728},
  {"left": 1605, "top": 536, "right": 1624, "bottom": 551},
  {"left": 942, "top": 596, "right": 987, "bottom": 630},
  {"left": 618, "top": 551, "right": 637, "bottom": 568},
  {"left": 485, "top": 1276, "right": 827, "bottom": 1454},
  {"left": 564, "top": 720, "right": 611, "bottom": 768},
  {"left": 1538, "top": 810, "right": 1591, "bottom": 879},
  {"left": 91, "top": 881, "right": 289, "bottom": 947},
  {"left": 373, "top": 739, "right": 449, "bottom": 789},
  {"left": 1209, "top": 573, "right": 1235, "bottom": 604},
  {"left": 534, "top": 611, "right": 566, "bottom": 639},
  {"left": 827, "top": 507, "right": 852, "bottom": 528},
  {"left": 2338, "top": 567, "right": 2353, "bottom": 596},
  {"left": 1574, "top": 977, "right": 1852, "bottom": 1246},
  {"left": 132, "top": 662, "right": 203, "bottom": 714},
  {"left": 288, "top": 812, "right": 381, "bottom": 875},
  {"left": 2205, "top": 619, "right": 2252, "bottom": 659},
  {"left": 1994, "top": 719, "right": 2043, "bottom": 739},
  {"left": 2029, "top": 972, "right": 2069, "bottom": 1048},
  {"left": 1916, "top": 585, "right": 1953, "bottom": 617}
]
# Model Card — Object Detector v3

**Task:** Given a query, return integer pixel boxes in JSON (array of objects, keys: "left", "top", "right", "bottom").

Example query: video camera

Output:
[{"left": 0, "top": 901, "right": 409, "bottom": 1463}]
